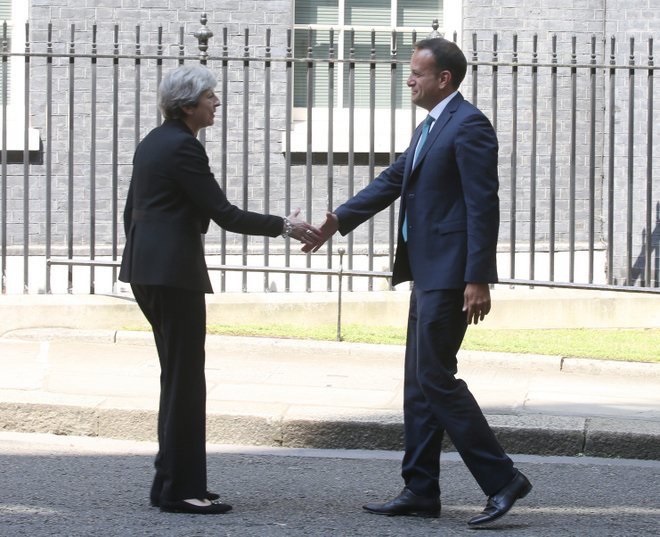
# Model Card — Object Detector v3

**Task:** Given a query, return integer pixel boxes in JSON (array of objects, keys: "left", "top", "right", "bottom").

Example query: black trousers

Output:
[
  {"left": 401, "top": 287, "right": 515, "bottom": 498},
  {"left": 131, "top": 284, "right": 208, "bottom": 503}
]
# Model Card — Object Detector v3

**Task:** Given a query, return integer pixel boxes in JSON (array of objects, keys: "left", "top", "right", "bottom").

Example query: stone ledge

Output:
[{"left": 2, "top": 402, "right": 658, "bottom": 460}]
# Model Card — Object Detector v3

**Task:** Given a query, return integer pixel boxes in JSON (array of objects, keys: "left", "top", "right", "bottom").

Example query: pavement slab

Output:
[{"left": 1, "top": 328, "right": 659, "bottom": 460}]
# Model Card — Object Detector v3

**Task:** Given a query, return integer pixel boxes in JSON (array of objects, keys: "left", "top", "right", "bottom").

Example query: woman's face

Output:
[{"left": 184, "top": 89, "right": 220, "bottom": 134}]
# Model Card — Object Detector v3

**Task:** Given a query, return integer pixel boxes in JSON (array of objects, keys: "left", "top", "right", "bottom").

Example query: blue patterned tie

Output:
[{"left": 403, "top": 115, "right": 435, "bottom": 242}]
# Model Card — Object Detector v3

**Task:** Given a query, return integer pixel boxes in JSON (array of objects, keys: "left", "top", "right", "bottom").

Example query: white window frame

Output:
[
  {"left": 1, "top": 0, "right": 39, "bottom": 152},
  {"left": 289, "top": 0, "right": 462, "bottom": 154}
]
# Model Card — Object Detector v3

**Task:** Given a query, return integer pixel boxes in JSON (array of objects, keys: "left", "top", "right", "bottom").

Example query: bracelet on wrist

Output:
[{"left": 281, "top": 217, "right": 293, "bottom": 238}]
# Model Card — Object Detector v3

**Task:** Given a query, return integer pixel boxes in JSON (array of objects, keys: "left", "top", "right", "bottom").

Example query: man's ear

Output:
[{"left": 438, "top": 70, "right": 452, "bottom": 89}]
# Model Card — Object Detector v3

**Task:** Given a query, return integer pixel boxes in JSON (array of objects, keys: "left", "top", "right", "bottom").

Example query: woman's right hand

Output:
[{"left": 285, "top": 208, "right": 322, "bottom": 248}]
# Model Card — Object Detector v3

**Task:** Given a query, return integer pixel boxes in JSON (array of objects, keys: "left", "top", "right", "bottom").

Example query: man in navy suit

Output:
[{"left": 305, "top": 37, "right": 532, "bottom": 527}]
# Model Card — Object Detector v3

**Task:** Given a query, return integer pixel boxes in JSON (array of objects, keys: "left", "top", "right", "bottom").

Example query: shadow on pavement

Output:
[{"left": 1, "top": 436, "right": 659, "bottom": 537}]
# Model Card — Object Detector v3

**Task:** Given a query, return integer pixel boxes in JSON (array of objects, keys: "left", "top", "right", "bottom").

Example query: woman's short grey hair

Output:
[{"left": 158, "top": 64, "right": 217, "bottom": 120}]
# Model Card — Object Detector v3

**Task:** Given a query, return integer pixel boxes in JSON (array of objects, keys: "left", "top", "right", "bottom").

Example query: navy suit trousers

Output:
[{"left": 401, "top": 287, "right": 515, "bottom": 497}]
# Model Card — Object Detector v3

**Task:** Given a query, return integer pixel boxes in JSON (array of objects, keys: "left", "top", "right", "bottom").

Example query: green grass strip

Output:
[{"left": 203, "top": 324, "right": 660, "bottom": 364}]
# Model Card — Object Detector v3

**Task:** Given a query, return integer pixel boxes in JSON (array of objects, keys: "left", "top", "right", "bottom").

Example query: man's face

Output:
[{"left": 407, "top": 48, "right": 450, "bottom": 111}]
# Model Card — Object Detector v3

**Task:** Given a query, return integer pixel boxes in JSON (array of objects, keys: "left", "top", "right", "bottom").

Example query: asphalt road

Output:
[{"left": 0, "top": 432, "right": 658, "bottom": 537}]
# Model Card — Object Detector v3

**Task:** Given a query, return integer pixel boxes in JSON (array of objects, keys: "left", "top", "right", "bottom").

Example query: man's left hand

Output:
[{"left": 463, "top": 283, "right": 491, "bottom": 325}]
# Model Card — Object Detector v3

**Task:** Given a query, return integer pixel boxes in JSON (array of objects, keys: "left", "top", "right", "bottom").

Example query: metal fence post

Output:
[
  {"left": 194, "top": 13, "right": 213, "bottom": 64},
  {"left": 336, "top": 247, "right": 345, "bottom": 342}
]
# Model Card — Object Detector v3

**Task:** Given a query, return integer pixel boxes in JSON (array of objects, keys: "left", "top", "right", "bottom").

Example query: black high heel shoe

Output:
[
  {"left": 151, "top": 490, "right": 221, "bottom": 508},
  {"left": 159, "top": 498, "right": 232, "bottom": 515}
]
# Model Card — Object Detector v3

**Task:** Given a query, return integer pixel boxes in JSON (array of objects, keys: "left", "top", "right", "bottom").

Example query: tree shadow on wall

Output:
[{"left": 628, "top": 202, "right": 660, "bottom": 287}]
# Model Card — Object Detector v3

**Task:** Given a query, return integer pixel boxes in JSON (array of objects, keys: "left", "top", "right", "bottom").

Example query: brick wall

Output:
[
  {"left": 463, "top": 0, "right": 659, "bottom": 285},
  {"left": 1, "top": 0, "right": 657, "bottom": 290}
]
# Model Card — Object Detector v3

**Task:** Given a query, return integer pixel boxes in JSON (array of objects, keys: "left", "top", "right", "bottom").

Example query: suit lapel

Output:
[
  {"left": 399, "top": 93, "right": 464, "bottom": 230},
  {"left": 412, "top": 93, "right": 463, "bottom": 172},
  {"left": 400, "top": 118, "right": 431, "bottom": 231},
  {"left": 403, "top": 123, "right": 424, "bottom": 179},
  {"left": 403, "top": 93, "right": 464, "bottom": 186}
]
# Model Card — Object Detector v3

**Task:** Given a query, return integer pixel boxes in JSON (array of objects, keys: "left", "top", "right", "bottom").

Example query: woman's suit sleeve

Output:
[{"left": 173, "top": 136, "right": 283, "bottom": 237}]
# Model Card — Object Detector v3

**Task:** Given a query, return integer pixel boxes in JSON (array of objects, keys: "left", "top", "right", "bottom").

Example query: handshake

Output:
[{"left": 284, "top": 208, "right": 339, "bottom": 253}]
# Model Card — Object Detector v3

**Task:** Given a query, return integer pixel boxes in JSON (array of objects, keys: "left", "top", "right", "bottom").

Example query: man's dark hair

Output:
[{"left": 414, "top": 37, "right": 467, "bottom": 88}]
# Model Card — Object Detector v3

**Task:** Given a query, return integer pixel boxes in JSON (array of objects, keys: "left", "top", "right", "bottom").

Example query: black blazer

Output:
[{"left": 119, "top": 119, "right": 283, "bottom": 292}]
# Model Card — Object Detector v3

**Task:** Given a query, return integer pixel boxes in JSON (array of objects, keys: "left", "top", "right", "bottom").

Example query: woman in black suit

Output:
[{"left": 119, "top": 64, "right": 320, "bottom": 514}]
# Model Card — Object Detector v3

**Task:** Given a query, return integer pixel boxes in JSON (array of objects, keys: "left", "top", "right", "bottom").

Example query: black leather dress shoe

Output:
[
  {"left": 159, "top": 499, "right": 232, "bottom": 515},
  {"left": 363, "top": 487, "right": 441, "bottom": 518},
  {"left": 468, "top": 470, "right": 532, "bottom": 526},
  {"left": 151, "top": 490, "right": 220, "bottom": 507}
]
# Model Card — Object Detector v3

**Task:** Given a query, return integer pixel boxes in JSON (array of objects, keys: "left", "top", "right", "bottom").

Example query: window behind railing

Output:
[
  {"left": 0, "top": 1, "right": 11, "bottom": 104},
  {"left": 293, "top": 0, "right": 444, "bottom": 109}
]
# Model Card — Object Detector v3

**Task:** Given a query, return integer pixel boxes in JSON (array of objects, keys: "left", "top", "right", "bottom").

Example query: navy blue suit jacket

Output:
[
  {"left": 334, "top": 93, "right": 500, "bottom": 290},
  {"left": 119, "top": 119, "right": 283, "bottom": 293}
]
